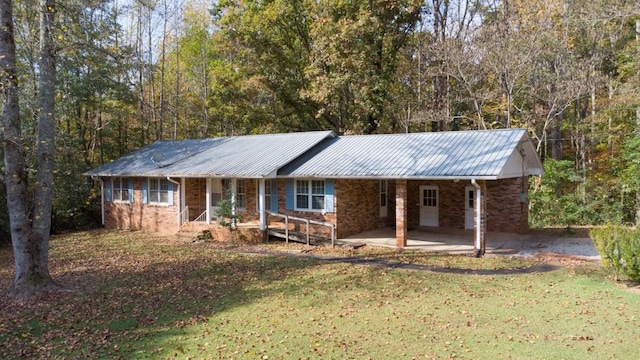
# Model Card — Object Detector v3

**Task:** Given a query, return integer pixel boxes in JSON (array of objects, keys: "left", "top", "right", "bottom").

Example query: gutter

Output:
[
  {"left": 167, "top": 177, "right": 181, "bottom": 230},
  {"left": 91, "top": 176, "right": 105, "bottom": 226},
  {"left": 471, "top": 179, "right": 482, "bottom": 257}
]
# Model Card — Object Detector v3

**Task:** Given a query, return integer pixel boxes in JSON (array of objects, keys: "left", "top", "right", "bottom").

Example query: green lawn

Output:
[{"left": 0, "top": 230, "right": 638, "bottom": 359}]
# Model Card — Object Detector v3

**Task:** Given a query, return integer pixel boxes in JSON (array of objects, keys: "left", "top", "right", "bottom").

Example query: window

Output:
[
  {"left": 379, "top": 180, "right": 388, "bottom": 217},
  {"left": 112, "top": 177, "right": 130, "bottom": 202},
  {"left": 211, "top": 179, "right": 223, "bottom": 206},
  {"left": 149, "top": 178, "right": 170, "bottom": 204},
  {"left": 423, "top": 188, "right": 437, "bottom": 207},
  {"left": 380, "top": 180, "right": 387, "bottom": 207},
  {"left": 265, "top": 180, "right": 272, "bottom": 210},
  {"left": 296, "top": 179, "right": 325, "bottom": 211},
  {"left": 256, "top": 179, "right": 272, "bottom": 212},
  {"left": 236, "top": 179, "right": 246, "bottom": 209}
]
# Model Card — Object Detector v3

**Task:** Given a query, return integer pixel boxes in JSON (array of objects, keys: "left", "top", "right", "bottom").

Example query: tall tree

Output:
[
  {"left": 1, "top": 0, "right": 58, "bottom": 297},
  {"left": 214, "top": 0, "right": 421, "bottom": 134}
]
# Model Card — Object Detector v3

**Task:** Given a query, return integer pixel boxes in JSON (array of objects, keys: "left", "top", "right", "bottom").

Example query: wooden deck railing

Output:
[{"left": 266, "top": 211, "right": 335, "bottom": 247}]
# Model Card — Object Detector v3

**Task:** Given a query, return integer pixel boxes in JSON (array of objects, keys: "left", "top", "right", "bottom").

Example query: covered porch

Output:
[
  {"left": 340, "top": 226, "right": 521, "bottom": 255},
  {"left": 391, "top": 179, "right": 489, "bottom": 257},
  {"left": 339, "top": 226, "right": 600, "bottom": 259}
]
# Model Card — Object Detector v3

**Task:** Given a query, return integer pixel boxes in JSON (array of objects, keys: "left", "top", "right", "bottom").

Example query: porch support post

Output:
[
  {"left": 167, "top": 177, "right": 181, "bottom": 230},
  {"left": 471, "top": 179, "right": 486, "bottom": 257},
  {"left": 180, "top": 178, "right": 186, "bottom": 211},
  {"left": 206, "top": 178, "right": 211, "bottom": 225},
  {"left": 231, "top": 179, "right": 237, "bottom": 228},
  {"left": 258, "top": 178, "right": 266, "bottom": 230},
  {"left": 395, "top": 179, "right": 407, "bottom": 247}
]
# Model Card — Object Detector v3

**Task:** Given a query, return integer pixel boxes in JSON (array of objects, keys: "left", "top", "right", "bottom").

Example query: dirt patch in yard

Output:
[{"left": 531, "top": 251, "right": 600, "bottom": 266}]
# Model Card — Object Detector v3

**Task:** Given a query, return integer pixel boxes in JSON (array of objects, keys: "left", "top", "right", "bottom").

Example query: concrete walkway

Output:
[{"left": 340, "top": 227, "right": 600, "bottom": 260}]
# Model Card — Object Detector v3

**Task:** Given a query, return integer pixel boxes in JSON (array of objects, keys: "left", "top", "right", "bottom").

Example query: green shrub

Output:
[
  {"left": 215, "top": 189, "right": 243, "bottom": 234},
  {"left": 590, "top": 225, "right": 640, "bottom": 281}
]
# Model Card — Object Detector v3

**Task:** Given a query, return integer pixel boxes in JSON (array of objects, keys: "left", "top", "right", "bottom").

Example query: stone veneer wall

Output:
[{"left": 103, "top": 177, "right": 178, "bottom": 234}]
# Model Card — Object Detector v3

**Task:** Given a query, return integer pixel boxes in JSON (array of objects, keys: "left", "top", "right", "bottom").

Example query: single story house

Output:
[{"left": 85, "top": 129, "right": 543, "bottom": 256}]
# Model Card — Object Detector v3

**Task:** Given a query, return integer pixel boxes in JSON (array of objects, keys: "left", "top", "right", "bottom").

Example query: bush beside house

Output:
[{"left": 591, "top": 225, "right": 640, "bottom": 281}]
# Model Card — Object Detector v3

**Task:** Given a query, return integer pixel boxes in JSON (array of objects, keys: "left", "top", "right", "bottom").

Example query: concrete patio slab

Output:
[{"left": 340, "top": 227, "right": 600, "bottom": 260}]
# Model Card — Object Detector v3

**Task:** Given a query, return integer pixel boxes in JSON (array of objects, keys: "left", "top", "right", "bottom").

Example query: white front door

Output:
[
  {"left": 419, "top": 185, "right": 439, "bottom": 227},
  {"left": 465, "top": 186, "right": 475, "bottom": 229},
  {"left": 379, "top": 180, "right": 388, "bottom": 217}
]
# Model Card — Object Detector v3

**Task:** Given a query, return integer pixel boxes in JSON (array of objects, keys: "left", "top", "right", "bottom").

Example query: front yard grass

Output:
[{"left": 0, "top": 230, "right": 638, "bottom": 359}]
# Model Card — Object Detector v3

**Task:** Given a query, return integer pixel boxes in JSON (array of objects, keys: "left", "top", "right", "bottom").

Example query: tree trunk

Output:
[
  {"left": 636, "top": 106, "right": 640, "bottom": 226},
  {"left": 1, "top": 0, "right": 58, "bottom": 298},
  {"left": 551, "top": 116, "right": 563, "bottom": 161},
  {"left": 635, "top": 19, "right": 640, "bottom": 227}
]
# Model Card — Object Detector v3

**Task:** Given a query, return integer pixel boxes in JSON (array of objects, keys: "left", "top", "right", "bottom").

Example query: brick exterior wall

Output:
[
  {"left": 395, "top": 180, "right": 407, "bottom": 247},
  {"left": 486, "top": 177, "right": 529, "bottom": 233},
  {"left": 274, "top": 179, "right": 337, "bottom": 238},
  {"left": 334, "top": 179, "right": 384, "bottom": 239},
  {"left": 103, "top": 176, "right": 529, "bottom": 237},
  {"left": 406, "top": 180, "right": 468, "bottom": 230},
  {"left": 184, "top": 178, "right": 206, "bottom": 221},
  {"left": 243, "top": 179, "right": 259, "bottom": 222},
  {"left": 104, "top": 177, "right": 178, "bottom": 234}
]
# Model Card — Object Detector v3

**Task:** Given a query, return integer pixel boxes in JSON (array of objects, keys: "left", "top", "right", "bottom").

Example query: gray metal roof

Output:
[
  {"left": 278, "top": 129, "right": 543, "bottom": 180},
  {"left": 85, "top": 131, "right": 336, "bottom": 178},
  {"left": 162, "top": 131, "right": 336, "bottom": 178},
  {"left": 84, "top": 138, "right": 229, "bottom": 177},
  {"left": 86, "top": 129, "right": 542, "bottom": 180}
]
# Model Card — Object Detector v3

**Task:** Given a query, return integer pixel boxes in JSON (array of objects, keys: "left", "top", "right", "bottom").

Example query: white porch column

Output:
[
  {"left": 471, "top": 179, "right": 485, "bottom": 257},
  {"left": 180, "top": 178, "right": 186, "bottom": 210},
  {"left": 258, "top": 179, "right": 266, "bottom": 230},
  {"left": 206, "top": 178, "right": 211, "bottom": 225}
]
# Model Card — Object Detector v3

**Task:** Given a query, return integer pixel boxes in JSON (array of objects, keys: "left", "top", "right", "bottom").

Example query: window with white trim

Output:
[
  {"left": 423, "top": 187, "right": 437, "bottom": 207},
  {"left": 380, "top": 180, "right": 387, "bottom": 207},
  {"left": 256, "top": 179, "right": 272, "bottom": 212},
  {"left": 149, "top": 178, "right": 170, "bottom": 204},
  {"left": 112, "top": 177, "right": 130, "bottom": 202},
  {"left": 236, "top": 179, "right": 246, "bottom": 209},
  {"left": 296, "top": 179, "right": 325, "bottom": 211}
]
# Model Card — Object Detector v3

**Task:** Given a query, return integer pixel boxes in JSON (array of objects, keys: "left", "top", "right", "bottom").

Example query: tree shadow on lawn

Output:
[
  {"left": 0, "top": 234, "right": 564, "bottom": 358},
  {"left": 0, "top": 245, "right": 331, "bottom": 358},
  {"left": 236, "top": 248, "right": 563, "bottom": 275}
]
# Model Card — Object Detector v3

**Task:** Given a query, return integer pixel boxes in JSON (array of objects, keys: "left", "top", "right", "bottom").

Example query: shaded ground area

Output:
[
  {"left": 339, "top": 227, "right": 600, "bottom": 262},
  {"left": 234, "top": 247, "right": 563, "bottom": 275},
  {"left": 1, "top": 230, "right": 638, "bottom": 360}
]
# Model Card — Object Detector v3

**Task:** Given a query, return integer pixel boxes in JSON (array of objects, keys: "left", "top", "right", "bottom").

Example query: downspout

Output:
[
  {"left": 471, "top": 179, "right": 482, "bottom": 257},
  {"left": 91, "top": 176, "right": 105, "bottom": 226},
  {"left": 167, "top": 177, "right": 181, "bottom": 231}
]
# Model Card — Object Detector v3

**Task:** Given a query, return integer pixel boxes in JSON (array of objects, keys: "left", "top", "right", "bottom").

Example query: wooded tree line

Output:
[{"left": 1, "top": 0, "right": 640, "bottom": 244}]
